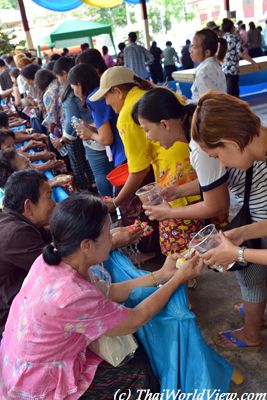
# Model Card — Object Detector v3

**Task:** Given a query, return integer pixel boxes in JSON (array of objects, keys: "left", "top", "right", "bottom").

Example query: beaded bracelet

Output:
[{"left": 150, "top": 272, "right": 159, "bottom": 287}]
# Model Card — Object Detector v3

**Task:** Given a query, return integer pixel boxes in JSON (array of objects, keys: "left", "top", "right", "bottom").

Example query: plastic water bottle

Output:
[
  {"left": 71, "top": 116, "right": 83, "bottom": 129},
  {"left": 49, "top": 133, "right": 68, "bottom": 157}
]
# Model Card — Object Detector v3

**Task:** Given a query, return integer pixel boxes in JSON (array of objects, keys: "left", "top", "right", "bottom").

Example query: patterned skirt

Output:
[
  {"left": 79, "top": 347, "right": 159, "bottom": 400},
  {"left": 159, "top": 218, "right": 204, "bottom": 256}
]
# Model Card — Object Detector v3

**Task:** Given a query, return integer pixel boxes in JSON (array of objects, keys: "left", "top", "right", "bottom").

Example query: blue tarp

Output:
[{"left": 104, "top": 250, "right": 234, "bottom": 398}]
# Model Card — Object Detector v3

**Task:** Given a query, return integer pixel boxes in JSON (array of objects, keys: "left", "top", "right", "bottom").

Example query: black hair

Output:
[
  {"left": 240, "top": 24, "right": 246, "bottom": 30},
  {"left": 102, "top": 46, "right": 108, "bottom": 55},
  {"left": 50, "top": 53, "right": 61, "bottom": 61},
  {"left": 0, "top": 112, "right": 9, "bottom": 128},
  {"left": 249, "top": 21, "right": 256, "bottom": 30},
  {"left": 0, "top": 148, "right": 17, "bottom": 186},
  {"left": 166, "top": 41, "right": 172, "bottom": 46},
  {"left": 80, "top": 43, "right": 90, "bottom": 51},
  {"left": 257, "top": 26, "right": 263, "bottom": 32},
  {"left": 0, "top": 59, "right": 6, "bottom": 67},
  {"left": 43, "top": 193, "right": 108, "bottom": 265},
  {"left": 76, "top": 49, "right": 107, "bottom": 74},
  {"left": 195, "top": 28, "right": 227, "bottom": 62},
  {"left": 46, "top": 60, "right": 56, "bottom": 71},
  {"left": 221, "top": 18, "right": 234, "bottom": 33},
  {"left": 61, "top": 47, "right": 69, "bottom": 56},
  {"left": 34, "top": 69, "right": 56, "bottom": 92},
  {"left": 53, "top": 56, "right": 75, "bottom": 76},
  {"left": 24, "top": 51, "right": 32, "bottom": 58},
  {"left": 20, "top": 63, "right": 41, "bottom": 81},
  {"left": 132, "top": 87, "right": 196, "bottom": 142},
  {"left": 10, "top": 68, "right": 20, "bottom": 79},
  {"left": 3, "top": 169, "right": 47, "bottom": 213},
  {"left": 0, "top": 129, "right": 15, "bottom": 149},
  {"left": 186, "top": 39, "right": 191, "bottom": 45},
  {"left": 6, "top": 56, "right": 14, "bottom": 65},
  {"left": 118, "top": 42, "right": 126, "bottom": 51},
  {"left": 151, "top": 41, "right": 157, "bottom": 47},
  {"left": 68, "top": 63, "right": 100, "bottom": 97},
  {"left": 128, "top": 32, "right": 137, "bottom": 42}
]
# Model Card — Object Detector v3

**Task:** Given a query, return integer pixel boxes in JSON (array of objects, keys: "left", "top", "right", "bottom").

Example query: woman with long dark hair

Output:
[{"left": 53, "top": 57, "right": 96, "bottom": 192}]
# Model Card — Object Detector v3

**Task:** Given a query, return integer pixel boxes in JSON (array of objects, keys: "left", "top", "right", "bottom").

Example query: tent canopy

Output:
[
  {"left": 50, "top": 20, "right": 113, "bottom": 42},
  {"left": 49, "top": 19, "right": 115, "bottom": 52}
]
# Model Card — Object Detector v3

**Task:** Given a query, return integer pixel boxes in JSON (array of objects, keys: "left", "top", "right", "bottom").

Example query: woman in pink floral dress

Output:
[{"left": 0, "top": 193, "right": 203, "bottom": 399}]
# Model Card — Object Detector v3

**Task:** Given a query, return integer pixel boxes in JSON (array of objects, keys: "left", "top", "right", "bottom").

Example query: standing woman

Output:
[
  {"left": 53, "top": 57, "right": 96, "bottom": 192},
  {"left": 149, "top": 41, "right": 164, "bottom": 84},
  {"left": 68, "top": 64, "right": 116, "bottom": 197},
  {"left": 189, "top": 28, "right": 227, "bottom": 103},
  {"left": 191, "top": 92, "right": 267, "bottom": 350},
  {"left": 132, "top": 87, "right": 203, "bottom": 256},
  {"left": 221, "top": 18, "right": 259, "bottom": 97},
  {"left": 247, "top": 21, "right": 262, "bottom": 58}
]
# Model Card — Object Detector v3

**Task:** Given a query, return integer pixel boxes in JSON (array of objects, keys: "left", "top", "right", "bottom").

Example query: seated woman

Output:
[
  {"left": 0, "top": 193, "right": 203, "bottom": 399},
  {"left": 0, "top": 148, "right": 67, "bottom": 188}
]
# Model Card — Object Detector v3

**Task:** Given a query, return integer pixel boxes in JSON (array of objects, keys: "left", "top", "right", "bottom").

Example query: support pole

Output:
[
  {"left": 17, "top": 0, "right": 34, "bottom": 50},
  {"left": 140, "top": 0, "right": 150, "bottom": 49},
  {"left": 224, "top": 0, "right": 231, "bottom": 18}
]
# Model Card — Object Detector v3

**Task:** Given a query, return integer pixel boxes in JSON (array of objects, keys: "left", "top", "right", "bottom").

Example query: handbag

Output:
[
  {"left": 223, "top": 165, "right": 261, "bottom": 271},
  {"left": 89, "top": 334, "right": 138, "bottom": 367}
]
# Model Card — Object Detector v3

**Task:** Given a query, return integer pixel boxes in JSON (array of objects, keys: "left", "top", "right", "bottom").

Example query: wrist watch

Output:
[{"left": 237, "top": 246, "right": 247, "bottom": 266}]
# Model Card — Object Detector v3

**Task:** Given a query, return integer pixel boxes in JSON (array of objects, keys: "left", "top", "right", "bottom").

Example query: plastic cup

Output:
[
  {"left": 189, "top": 224, "right": 221, "bottom": 254},
  {"left": 189, "top": 224, "right": 225, "bottom": 272},
  {"left": 135, "top": 182, "right": 163, "bottom": 205}
]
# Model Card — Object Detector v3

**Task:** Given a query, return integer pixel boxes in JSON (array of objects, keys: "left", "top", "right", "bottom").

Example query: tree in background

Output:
[{"left": 0, "top": 0, "right": 18, "bottom": 9}]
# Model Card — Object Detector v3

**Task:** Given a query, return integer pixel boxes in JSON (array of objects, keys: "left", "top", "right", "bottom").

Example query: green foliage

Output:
[
  {"left": 0, "top": 27, "right": 25, "bottom": 55},
  {"left": 148, "top": 0, "right": 195, "bottom": 34},
  {"left": 0, "top": 0, "right": 18, "bottom": 9}
]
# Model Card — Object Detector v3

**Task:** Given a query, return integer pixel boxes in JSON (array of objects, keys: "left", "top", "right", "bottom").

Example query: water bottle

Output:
[
  {"left": 71, "top": 116, "right": 83, "bottom": 130},
  {"left": 49, "top": 133, "right": 68, "bottom": 157}
]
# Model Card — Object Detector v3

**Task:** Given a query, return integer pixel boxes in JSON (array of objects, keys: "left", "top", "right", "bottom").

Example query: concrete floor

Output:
[{"left": 142, "top": 259, "right": 267, "bottom": 395}]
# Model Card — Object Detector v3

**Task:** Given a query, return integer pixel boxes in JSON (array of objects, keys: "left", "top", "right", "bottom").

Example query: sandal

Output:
[
  {"left": 212, "top": 330, "right": 262, "bottom": 351},
  {"left": 234, "top": 301, "right": 267, "bottom": 329}
]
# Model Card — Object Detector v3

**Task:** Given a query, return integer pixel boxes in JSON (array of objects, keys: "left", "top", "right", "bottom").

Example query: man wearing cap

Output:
[{"left": 124, "top": 32, "right": 154, "bottom": 80}]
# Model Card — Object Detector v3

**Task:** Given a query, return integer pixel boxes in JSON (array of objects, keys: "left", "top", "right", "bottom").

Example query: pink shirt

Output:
[
  {"left": 103, "top": 54, "right": 114, "bottom": 68},
  {"left": 0, "top": 255, "right": 128, "bottom": 399}
]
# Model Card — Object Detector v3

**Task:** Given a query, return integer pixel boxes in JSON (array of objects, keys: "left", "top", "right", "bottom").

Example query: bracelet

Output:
[{"left": 150, "top": 272, "right": 159, "bottom": 287}]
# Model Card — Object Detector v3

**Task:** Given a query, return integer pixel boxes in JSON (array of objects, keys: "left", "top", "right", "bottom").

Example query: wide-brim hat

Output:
[{"left": 206, "top": 21, "right": 220, "bottom": 31}]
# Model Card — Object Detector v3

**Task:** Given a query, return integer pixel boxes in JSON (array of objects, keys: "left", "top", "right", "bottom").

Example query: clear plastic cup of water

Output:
[{"left": 135, "top": 182, "right": 163, "bottom": 205}]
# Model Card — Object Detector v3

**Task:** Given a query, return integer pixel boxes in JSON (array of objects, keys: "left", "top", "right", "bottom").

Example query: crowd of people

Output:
[{"left": 0, "top": 17, "right": 266, "bottom": 399}]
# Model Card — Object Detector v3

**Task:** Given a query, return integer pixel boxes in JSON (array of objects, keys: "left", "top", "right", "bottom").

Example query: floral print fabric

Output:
[{"left": 0, "top": 255, "right": 128, "bottom": 399}]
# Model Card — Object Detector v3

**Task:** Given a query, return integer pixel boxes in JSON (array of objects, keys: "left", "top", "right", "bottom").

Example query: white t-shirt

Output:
[
  {"left": 17, "top": 74, "right": 28, "bottom": 95},
  {"left": 191, "top": 56, "right": 227, "bottom": 103},
  {"left": 189, "top": 139, "right": 267, "bottom": 222}
]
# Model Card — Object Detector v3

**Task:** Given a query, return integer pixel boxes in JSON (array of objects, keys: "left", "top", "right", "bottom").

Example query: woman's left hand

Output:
[
  {"left": 200, "top": 231, "right": 239, "bottom": 269},
  {"left": 143, "top": 201, "right": 172, "bottom": 221},
  {"left": 111, "top": 226, "right": 143, "bottom": 249}
]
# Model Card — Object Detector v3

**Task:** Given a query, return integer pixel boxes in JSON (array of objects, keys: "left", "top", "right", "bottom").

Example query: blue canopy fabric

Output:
[
  {"left": 31, "top": 0, "right": 146, "bottom": 12},
  {"left": 31, "top": 0, "right": 82, "bottom": 12},
  {"left": 104, "top": 250, "right": 234, "bottom": 397}
]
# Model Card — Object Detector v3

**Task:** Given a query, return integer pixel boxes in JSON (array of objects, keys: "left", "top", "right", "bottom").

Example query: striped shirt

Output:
[{"left": 227, "top": 161, "right": 267, "bottom": 222}]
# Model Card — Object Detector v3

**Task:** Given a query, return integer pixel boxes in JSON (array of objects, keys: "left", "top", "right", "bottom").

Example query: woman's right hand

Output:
[{"left": 76, "top": 121, "right": 97, "bottom": 141}]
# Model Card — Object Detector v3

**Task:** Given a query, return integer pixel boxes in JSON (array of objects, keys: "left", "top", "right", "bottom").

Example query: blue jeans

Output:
[{"left": 84, "top": 146, "right": 113, "bottom": 196}]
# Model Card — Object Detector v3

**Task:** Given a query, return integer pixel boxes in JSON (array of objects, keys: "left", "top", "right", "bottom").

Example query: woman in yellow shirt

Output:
[{"left": 132, "top": 87, "right": 203, "bottom": 255}]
